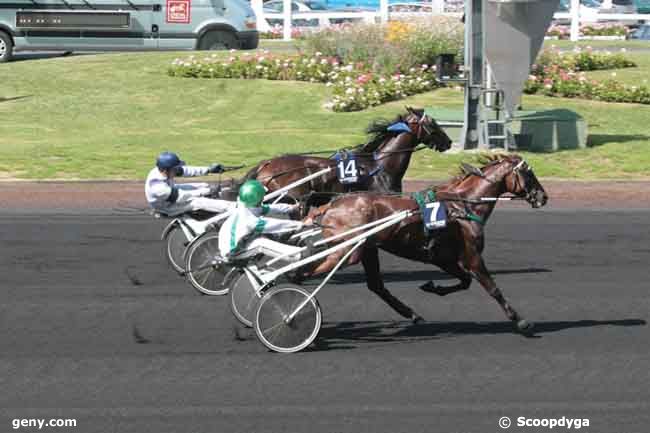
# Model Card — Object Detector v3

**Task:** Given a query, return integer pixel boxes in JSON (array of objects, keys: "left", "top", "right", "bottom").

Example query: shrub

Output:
[
  {"left": 168, "top": 51, "right": 441, "bottom": 112},
  {"left": 302, "top": 17, "right": 463, "bottom": 75},
  {"left": 525, "top": 47, "right": 649, "bottom": 105}
]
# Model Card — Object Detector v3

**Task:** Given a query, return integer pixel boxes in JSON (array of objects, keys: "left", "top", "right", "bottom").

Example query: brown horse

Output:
[
  {"left": 234, "top": 107, "right": 451, "bottom": 203},
  {"left": 302, "top": 154, "right": 548, "bottom": 334}
]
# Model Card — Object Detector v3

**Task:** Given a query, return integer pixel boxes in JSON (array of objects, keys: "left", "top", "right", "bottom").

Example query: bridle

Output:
[{"left": 469, "top": 158, "right": 541, "bottom": 205}]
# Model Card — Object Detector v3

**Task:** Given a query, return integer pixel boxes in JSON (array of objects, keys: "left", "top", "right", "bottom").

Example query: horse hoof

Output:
[
  {"left": 411, "top": 314, "right": 424, "bottom": 324},
  {"left": 419, "top": 281, "right": 447, "bottom": 296},
  {"left": 516, "top": 319, "right": 535, "bottom": 335}
]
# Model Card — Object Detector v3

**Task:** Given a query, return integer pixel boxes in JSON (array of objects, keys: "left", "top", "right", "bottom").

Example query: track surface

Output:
[{"left": 1, "top": 208, "right": 649, "bottom": 433}]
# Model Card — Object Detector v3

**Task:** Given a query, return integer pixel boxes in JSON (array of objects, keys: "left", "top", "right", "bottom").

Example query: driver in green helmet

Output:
[{"left": 218, "top": 180, "right": 305, "bottom": 261}]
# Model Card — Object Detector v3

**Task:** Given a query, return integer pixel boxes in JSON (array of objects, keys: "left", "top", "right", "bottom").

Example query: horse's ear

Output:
[
  {"left": 405, "top": 106, "right": 413, "bottom": 114},
  {"left": 461, "top": 162, "right": 484, "bottom": 177}
]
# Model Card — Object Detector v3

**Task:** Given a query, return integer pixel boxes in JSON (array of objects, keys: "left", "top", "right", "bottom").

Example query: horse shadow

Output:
[{"left": 311, "top": 318, "right": 646, "bottom": 352}]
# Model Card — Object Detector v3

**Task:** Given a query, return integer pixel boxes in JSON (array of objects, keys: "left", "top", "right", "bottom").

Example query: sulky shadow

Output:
[{"left": 312, "top": 318, "right": 646, "bottom": 351}]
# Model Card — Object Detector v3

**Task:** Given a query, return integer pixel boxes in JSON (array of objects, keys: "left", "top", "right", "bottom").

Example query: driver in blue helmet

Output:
[{"left": 145, "top": 151, "right": 234, "bottom": 216}]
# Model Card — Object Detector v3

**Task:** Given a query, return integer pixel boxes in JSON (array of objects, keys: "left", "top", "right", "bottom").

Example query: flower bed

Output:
[
  {"left": 525, "top": 47, "right": 650, "bottom": 105},
  {"left": 259, "top": 25, "right": 308, "bottom": 40},
  {"left": 302, "top": 17, "right": 463, "bottom": 75},
  {"left": 545, "top": 23, "right": 630, "bottom": 39},
  {"left": 168, "top": 51, "right": 440, "bottom": 112}
]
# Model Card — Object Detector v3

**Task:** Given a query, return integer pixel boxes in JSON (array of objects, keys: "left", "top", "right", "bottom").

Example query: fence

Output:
[{"left": 251, "top": 0, "right": 650, "bottom": 41}]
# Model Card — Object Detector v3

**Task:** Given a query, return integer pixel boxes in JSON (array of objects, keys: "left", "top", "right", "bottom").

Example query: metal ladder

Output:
[{"left": 480, "top": 88, "right": 511, "bottom": 150}]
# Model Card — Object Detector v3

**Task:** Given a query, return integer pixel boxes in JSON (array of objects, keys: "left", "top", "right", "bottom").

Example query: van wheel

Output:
[
  {"left": 0, "top": 31, "right": 13, "bottom": 63},
  {"left": 199, "top": 30, "right": 239, "bottom": 51}
]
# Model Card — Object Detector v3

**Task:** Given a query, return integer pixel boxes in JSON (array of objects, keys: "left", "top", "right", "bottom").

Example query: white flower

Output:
[
  {"left": 346, "top": 88, "right": 355, "bottom": 94},
  {"left": 345, "top": 76, "right": 352, "bottom": 82},
  {"left": 320, "top": 59, "right": 328, "bottom": 65},
  {"left": 229, "top": 49, "right": 236, "bottom": 53},
  {"left": 310, "top": 78, "right": 316, "bottom": 82},
  {"left": 256, "top": 65, "right": 263, "bottom": 69},
  {"left": 209, "top": 68, "right": 214, "bottom": 72},
  {"left": 620, "top": 48, "right": 627, "bottom": 53},
  {"left": 358, "top": 88, "right": 364, "bottom": 93},
  {"left": 544, "top": 84, "right": 552, "bottom": 89},
  {"left": 324, "top": 102, "right": 334, "bottom": 109},
  {"left": 258, "top": 56, "right": 265, "bottom": 62},
  {"left": 422, "top": 81, "right": 430, "bottom": 86},
  {"left": 263, "top": 49, "right": 269, "bottom": 54},
  {"left": 340, "top": 102, "right": 347, "bottom": 108},
  {"left": 315, "top": 51, "right": 323, "bottom": 57},
  {"left": 409, "top": 67, "right": 416, "bottom": 73},
  {"left": 326, "top": 82, "right": 333, "bottom": 87},
  {"left": 331, "top": 73, "right": 339, "bottom": 79},
  {"left": 421, "top": 64, "right": 428, "bottom": 69},
  {"left": 611, "top": 72, "right": 617, "bottom": 77},
  {"left": 379, "top": 77, "right": 386, "bottom": 84},
  {"left": 348, "top": 96, "right": 355, "bottom": 101},
  {"left": 345, "top": 64, "right": 354, "bottom": 72}
]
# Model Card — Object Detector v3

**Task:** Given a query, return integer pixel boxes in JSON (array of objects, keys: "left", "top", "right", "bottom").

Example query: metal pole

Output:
[
  {"left": 283, "top": 0, "right": 292, "bottom": 41},
  {"left": 461, "top": 0, "right": 484, "bottom": 149},
  {"left": 380, "top": 0, "right": 389, "bottom": 23},
  {"left": 570, "top": 0, "right": 580, "bottom": 41}
]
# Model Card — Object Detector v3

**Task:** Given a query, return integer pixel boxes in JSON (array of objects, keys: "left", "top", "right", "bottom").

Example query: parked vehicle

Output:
[
  {"left": 263, "top": 0, "right": 329, "bottom": 13},
  {"left": 0, "top": 0, "right": 259, "bottom": 63},
  {"left": 628, "top": 24, "right": 650, "bottom": 39}
]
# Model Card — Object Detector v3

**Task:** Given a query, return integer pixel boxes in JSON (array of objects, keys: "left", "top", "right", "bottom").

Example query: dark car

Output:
[{"left": 629, "top": 24, "right": 650, "bottom": 39}]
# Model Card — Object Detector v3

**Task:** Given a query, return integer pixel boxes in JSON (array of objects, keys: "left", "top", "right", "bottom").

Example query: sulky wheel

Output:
[
  {"left": 164, "top": 222, "right": 191, "bottom": 275},
  {"left": 230, "top": 271, "right": 262, "bottom": 327},
  {"left": 184, "top": 232, "right": 234, "bottom": 296},
  {"left": 254, "top": 285, "right": 322, "bottom": 353}
]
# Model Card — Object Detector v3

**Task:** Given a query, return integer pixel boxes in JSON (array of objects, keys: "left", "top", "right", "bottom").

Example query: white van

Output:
[{"left": 0, "top": 0, "right": 259, "bottom": 62}]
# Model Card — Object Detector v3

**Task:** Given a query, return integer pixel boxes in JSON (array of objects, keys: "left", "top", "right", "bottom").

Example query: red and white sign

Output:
[{"left": 166, "top": 0, "right": 191, "bottom": 24}]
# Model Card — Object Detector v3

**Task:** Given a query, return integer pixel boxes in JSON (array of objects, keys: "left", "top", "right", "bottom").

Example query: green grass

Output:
[{"left": 1, "top": 45, "right": 649, "bottom": 180}]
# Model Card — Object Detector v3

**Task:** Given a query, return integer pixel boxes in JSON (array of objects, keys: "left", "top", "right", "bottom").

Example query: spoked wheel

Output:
[
  {"left": 254, "top": 285, "right": 322, "bottom": 353},
  {"left": 230, "top": 271, "right": 262, "bottom": 327},
  {"left": 185, "top": 232, "right": 234, "bottom": 296},
  {"left": 164, "top": 222, "right": 191, "bottom": 275}
]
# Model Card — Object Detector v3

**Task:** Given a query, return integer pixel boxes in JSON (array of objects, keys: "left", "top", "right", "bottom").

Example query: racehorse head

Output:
[
  {"left": 482, "top": 154, "right": 548, "bottom": 208},
  {"left": 404, "top": 106, "right": 452, "bottom": 152}
]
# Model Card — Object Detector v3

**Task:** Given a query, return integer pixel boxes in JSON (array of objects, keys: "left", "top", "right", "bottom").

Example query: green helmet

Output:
[{"left": 238, "top": 180, "right": 266, "bottom": 208}]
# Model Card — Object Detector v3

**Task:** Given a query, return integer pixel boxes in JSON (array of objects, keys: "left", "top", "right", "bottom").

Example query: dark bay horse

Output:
[
  {"left": 236, "top": 107, "right": 451, "bottom": 202},
  {"left": 302, "top": 154, "right": 548, "bottom": 334}
]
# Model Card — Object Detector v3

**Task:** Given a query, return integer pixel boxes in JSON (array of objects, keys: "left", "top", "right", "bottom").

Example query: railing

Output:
[{"left": 251, "top": 0, "right": 650, "bottom": 41}]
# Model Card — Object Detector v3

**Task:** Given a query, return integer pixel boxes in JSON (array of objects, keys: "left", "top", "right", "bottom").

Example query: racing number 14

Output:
[{"left": 337, "top": 159, "right": 358, "bottom": 184}]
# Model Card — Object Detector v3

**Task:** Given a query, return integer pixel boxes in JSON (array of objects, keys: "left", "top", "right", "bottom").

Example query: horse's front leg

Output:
[
  {"left": 419, "top": 260, "right": 472, "bottom": 296},
  {"left": 362, "top": 245, "right": 423, "bottom": 324},
  {"left": 462, "top": 236, "right": 534, "bottom": 335}
]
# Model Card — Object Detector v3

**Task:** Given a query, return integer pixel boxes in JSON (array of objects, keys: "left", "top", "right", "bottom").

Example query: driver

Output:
[
  {"left": 145, "top": 151, "right": 234, "bottom": 216},
  {"left": 218, "top": 180, "right": 305, "bottom": 262}
]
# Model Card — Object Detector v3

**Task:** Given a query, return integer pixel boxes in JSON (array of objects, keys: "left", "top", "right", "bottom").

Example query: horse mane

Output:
[
  {"left": 353, "top": 114, "right": 405, "bottom": 153},
  {"left": 442, "top": 152, "right": 517, "bottom": 187}
]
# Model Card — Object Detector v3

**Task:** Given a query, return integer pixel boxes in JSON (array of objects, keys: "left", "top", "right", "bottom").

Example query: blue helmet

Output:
[{"left": 156, "top": 152, "right": 185, "bottom": 171}]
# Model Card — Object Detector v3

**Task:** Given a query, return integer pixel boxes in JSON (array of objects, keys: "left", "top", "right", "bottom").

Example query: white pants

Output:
[
  {"left": 237, "top": 237, "right": 304, "bottom": 262},
  {"left": 164, "top": 196, "right": 234, "bottom": 216}
]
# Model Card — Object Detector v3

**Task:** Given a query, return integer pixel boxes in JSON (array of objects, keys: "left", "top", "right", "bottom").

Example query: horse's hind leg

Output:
[
  {"left": 464, "top": 245, "right": 534, "bottom": 335},
  {"left": 362, "top": 246, "right": 423, "bottom": 324},
  {"left": 419, "top": 260, "right": 472, "bottom": 296}
]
